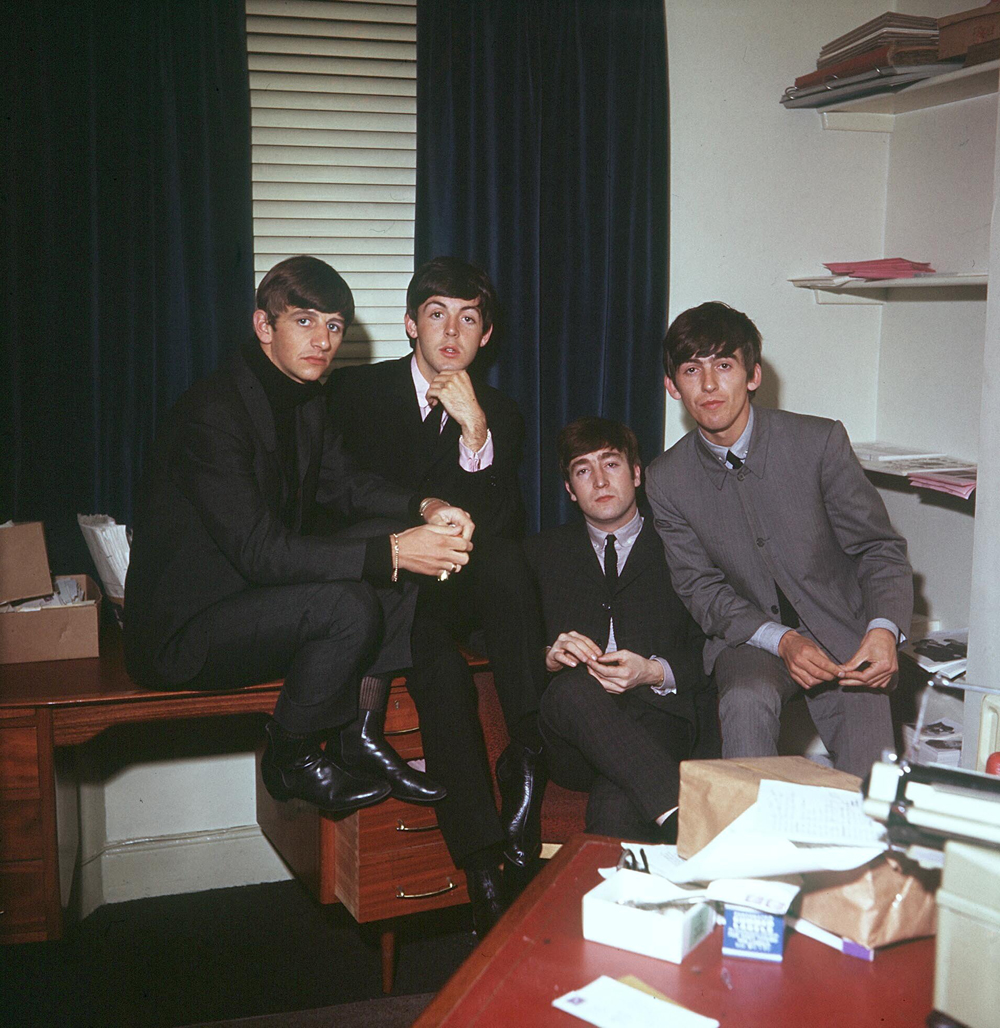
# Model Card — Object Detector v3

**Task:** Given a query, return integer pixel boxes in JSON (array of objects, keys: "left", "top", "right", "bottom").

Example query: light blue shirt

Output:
[
  {"left": 585, "top": 509, "right": 676, "bottom": 695},
  {"left": 697, "top": 407, "right": 901, "bottom": 656}
]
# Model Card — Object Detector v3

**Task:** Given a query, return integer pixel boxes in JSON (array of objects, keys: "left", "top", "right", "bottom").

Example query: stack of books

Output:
[
  {"left": 782, "top": 11, "right": 961, "bottom": 109},
  {"left": 823, "top": 257, "right": 935, "bottom": 279}
]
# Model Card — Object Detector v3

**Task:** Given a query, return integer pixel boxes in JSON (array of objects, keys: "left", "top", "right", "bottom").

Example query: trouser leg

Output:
[
  {"left": 405, "top": 617, "right": 505, "bottom": 867},
  {"left": 157, "top": 580, "right": 383, "bottom": 733},
  {"left": 804, "top": 685, "right": 893, "bottom": 777},
  {"left": 418, "top": 534, "right": 546, "bottom": 746},
  {"left": 713, "top": 646, "right": 799, "bottom": 759},
  {"left": 539, "top": 666, "right": 688, "bottom": 824}
]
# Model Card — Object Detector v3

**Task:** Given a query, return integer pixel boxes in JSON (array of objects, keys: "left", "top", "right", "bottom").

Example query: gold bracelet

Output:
[{"left": 391, "top": 533, "right": 400, "bottom": 583}]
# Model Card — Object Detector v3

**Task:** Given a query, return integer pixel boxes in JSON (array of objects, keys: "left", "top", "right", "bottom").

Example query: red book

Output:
[{"left": 794, "top": 43, "right": 941, "bottom": 89}]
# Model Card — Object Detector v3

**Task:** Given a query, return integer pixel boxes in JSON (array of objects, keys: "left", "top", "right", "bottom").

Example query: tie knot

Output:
[{"left": 726, "top": 449, "right": 743, "bottom": 469}]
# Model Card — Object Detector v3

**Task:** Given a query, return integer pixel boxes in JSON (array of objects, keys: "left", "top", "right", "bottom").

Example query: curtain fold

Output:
[
  {"left": 416, "top": 0, "right": 669, "bottom": 532},
  {"left": 2, "top": 0, "right": 253, "bottom": 571}
]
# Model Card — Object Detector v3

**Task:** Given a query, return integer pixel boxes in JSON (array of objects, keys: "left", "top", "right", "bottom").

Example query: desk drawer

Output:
[
  {"left": 338, "top": 839, "right": 467, "bottom": 922},
  {"left": 0, "top": 800, "right": 43, "bottom": 860},
  {"left": 384, "top": 683, "right": 422, "bottom": 760},
  {"left": 0, "top": 862, "right": 48, "bottom": 939},
  {"left": 354, "top": 797, "right": 443, "bottom": 852}
]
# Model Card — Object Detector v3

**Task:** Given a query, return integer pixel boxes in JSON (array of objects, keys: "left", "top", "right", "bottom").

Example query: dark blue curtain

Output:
[
  {"left": 2, "top": 0, "right": 253, "bottom": 572},
  {"left": 415, "top": 0, "right": 669, "bottom": 532}
]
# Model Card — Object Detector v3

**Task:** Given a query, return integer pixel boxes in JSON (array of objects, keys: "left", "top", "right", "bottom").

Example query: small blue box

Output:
[{"left": 721, "top": 904, "right": 785, "bottom": 962}]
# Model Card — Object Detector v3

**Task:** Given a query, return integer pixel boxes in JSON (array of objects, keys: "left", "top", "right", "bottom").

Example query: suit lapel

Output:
[
  {"left": 615, "top": 519, "right": 657, "bottom": 593},
  {"left": 571, "top": 520, "right": 606, "bottom": 588},
  {"left": 235, "top": 354, "right": 277, "bottom": 454}
]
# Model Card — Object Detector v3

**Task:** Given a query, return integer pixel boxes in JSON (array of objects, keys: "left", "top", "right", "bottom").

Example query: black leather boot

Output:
[
  {"left": 496, "top": 741, "right": 546, "bottom": 869},
  {"left": 465, "top": 865, "right": 505, "bottom": 939},
  {"left": 339, "top": 709, "right": 447, "bottom": 804},
  {"left": 261, "top": 720, "right": 390, "bottom": 813}
]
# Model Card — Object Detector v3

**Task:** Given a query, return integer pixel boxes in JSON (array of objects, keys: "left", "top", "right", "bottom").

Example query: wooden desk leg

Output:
[
  {"left": 0, "top": 706, "right": 63, "bottom": 942},
  {"left": 381, "top": 927, "right": 396, "bottom": 994}
]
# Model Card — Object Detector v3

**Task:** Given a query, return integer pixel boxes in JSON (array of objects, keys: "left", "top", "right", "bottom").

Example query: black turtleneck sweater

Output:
[{"left": 245, "top": 342, "right": 392, "bottom": 582}]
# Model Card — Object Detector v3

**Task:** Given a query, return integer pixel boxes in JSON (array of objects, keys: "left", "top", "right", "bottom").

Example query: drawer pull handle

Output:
[
  {"left": 385, "top": 725, "right": 419, "bottom": 737},
  {"left": 396, "top": 820, "right": 436, "bottom": 833},
  {"left": 396, "top": 879, "right": 455, "bottom": 900}
]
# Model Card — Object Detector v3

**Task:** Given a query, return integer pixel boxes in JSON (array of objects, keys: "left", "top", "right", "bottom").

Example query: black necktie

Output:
[
  {"left": 422, "top": 403, "right": 443, "bottom": 452},
  {"left": 604, "top": 534, "right": 618, "bottom": 590},
  {"left": 727, "top": 449, "right": 743, "bottom": 469}
]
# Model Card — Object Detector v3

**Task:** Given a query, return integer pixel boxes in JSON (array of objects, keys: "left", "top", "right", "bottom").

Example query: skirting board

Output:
[{"left": 77, "top": 824, "right": 294, "bottom": 920}]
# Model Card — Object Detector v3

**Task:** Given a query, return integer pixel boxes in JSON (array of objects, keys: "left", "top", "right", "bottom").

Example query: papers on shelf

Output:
[
  {"left": 852, "top": 443, "right": 976, "bottom": 478},
  {"left": 902, "top": 717, "right": 963, "bottom": 767},
  {"left": 553, "top": 976, "right": 719, "bottom": 1028},
  {"left": 824, "top": 258, "right": 934, "bottom": 279},
  {"left": 78, "top": 514, "right": 130, "bottom": 600},
  {"left": 903, "top": 628, "right": 968, "bottom": 680},
  {"left": 908, "top": 468, "right": 977, "bottom": 500}
]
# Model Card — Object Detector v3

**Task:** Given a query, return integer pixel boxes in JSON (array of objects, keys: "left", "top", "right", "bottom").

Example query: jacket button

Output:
[
  {"left": 771, "top": 605, "right": 779, "bottom": 615},
  {"left": 756, "top": 538, "right": 765, "bottom": 547},
  {"left": 737, "top": 470, "right": 746, "bottom": 481}
]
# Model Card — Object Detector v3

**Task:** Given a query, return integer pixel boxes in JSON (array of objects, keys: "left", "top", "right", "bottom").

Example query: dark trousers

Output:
[
  {"left": 406, "top": 617, "right": 504, "bottom": 867},
  {"left": 539, "top": 666, "right": 693, "bottom": 839},
  {"left": 152, "top": 521, "right": 417, "bottom": 734},
  {"left": 416, "top": 533, "right": 547, "bottom": 745}
]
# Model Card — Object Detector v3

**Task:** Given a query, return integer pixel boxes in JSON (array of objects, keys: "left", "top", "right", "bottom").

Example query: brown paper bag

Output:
[{"left": 678, "top": 756, "right": 938, "bottom": 948}]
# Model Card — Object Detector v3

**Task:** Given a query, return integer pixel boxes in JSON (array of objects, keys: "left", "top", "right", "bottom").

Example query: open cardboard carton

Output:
[
  {"left": 0, "top": 521, "right": 52, "bottom": 604},
  {"left": 0, "top": 571, "right": 102, "bottom": 664}
]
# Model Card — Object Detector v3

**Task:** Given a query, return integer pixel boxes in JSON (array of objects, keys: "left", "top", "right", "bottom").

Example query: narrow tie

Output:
[
  {"left": 422, "top": 403, "right": 443, "bottom": 452},
  {"left": 604, "top": 533, "right": 618, "bottom": 590},
  {"left": 726, "top": 449, "right": 743, "bottom": 469}
]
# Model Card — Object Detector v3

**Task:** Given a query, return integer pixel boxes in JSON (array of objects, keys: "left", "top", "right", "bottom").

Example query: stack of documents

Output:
[
  {"left": 907, "top": 468, "right": 977, "bottom": 500},
  {"left": 824, "top": 258, "right": 934, "bottom": 279},
  {"left": 902, "top": 718, "right": 963, "bottom": 767},
  {"left": 817, "top": 11, "right": 938, "bottom": 68},
  {"left": 78, "top": 514, "right": 130, "bottom": 601},
  {"left": 903, "top": 629, "right": 968, "bottom": 681}
]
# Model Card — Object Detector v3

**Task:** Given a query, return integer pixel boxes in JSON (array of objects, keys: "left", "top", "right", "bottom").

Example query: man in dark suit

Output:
[
  {"left": 524, "top": 418, "right": 716, "bottom": 841},
  {"left": 328, "top": 258, "right": 548, "bottom": 923},
  {"left": 124, "top": 256, "right": 473, "bottom": 814},
  {"left": 647, "top": 302, "right": 913, "bottom": 777}
]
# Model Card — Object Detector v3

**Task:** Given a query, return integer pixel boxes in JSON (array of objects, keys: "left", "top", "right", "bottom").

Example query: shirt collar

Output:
[
  {"left": 410, "top": 354, "right": 431, "bottom": 413},
  {"left": 585, "top": 506, "right": 643, "bottom": 551},
  {"left": 697, "top": 404, "right": 754, "bottom": 467}
]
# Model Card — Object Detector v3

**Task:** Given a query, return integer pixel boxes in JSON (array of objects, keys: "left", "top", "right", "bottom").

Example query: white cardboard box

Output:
[{"left": 581, "top": 869, "right": 715, "bottom": 965}]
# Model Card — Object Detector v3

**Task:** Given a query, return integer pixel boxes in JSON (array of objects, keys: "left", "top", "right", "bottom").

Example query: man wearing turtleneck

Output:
[{"left": 124, "top": 256, "right": 474, "bottom": 813}]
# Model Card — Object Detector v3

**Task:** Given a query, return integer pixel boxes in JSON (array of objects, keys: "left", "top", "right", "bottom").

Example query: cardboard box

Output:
[
  {"left": 678, "top": 756, "right": 938, "bottom": 949},
  {"left": 581, "top": 869, "right": 715, "bottom": 965},
  {"left": 0, "top": 575, "right": 101, "bottom": 663},
  {"left": 939, "top": 2, "right": 1000, "bottom": 59},
  {"left": 0, "top": 521, "right": 52, "bottom": 604}
]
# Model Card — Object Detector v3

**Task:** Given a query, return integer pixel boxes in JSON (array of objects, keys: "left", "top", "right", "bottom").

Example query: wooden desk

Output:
[
  {"left": 415, "top": 835, "right": 935, "bottom": 1028},
  {"left": 0, "top": 627, "right": 281, "bottom": 943}
]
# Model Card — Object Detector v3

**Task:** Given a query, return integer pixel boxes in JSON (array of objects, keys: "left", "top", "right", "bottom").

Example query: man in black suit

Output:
[
  {"left": 328, "top": 258, "right": 548, "bottom": 923},
  {"left": 524, "top": 418, "right": 717, "bottom": 840},
  {"left": 124, "top": 256, "right": 473, "bottom": 815}
]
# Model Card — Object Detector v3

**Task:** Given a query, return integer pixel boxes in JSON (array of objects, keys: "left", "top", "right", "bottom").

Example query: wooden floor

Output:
[{"left": 2, "top": 879, "right": 476, "bottom": 1028}]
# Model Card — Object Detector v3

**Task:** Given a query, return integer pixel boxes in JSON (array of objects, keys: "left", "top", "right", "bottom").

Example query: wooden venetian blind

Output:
[{"left": 246, "top": 0, "right": 416, "bottom": 364}]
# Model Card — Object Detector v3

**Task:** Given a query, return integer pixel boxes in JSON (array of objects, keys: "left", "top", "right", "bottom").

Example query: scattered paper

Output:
[
  {"left": 904, "top": 629, "right": 968, "bottom": 680},
  {"left": 0, "top": 576, "right": 94, "bottom": 614},
  {"left": 754, "top": 780, "right": 885, "bottom": 847},
  {"left": 78, "top": 515, "right": 130, "bottom": 600},
  {"left": 553, "top": 976, "right": 718, "bottom": 1028}
]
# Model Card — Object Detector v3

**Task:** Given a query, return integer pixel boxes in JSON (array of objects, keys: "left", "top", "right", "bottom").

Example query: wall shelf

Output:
[{"left": 790, "top": 273, "right": 987, "bottom": 304}]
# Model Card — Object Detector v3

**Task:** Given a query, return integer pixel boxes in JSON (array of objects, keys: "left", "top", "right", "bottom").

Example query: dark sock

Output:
[
  {"left": 358, "top": 674, "right": 389, "bottom": 713},
  {"left": 462, "top": 843, "right": 504, "bottom": 873}
]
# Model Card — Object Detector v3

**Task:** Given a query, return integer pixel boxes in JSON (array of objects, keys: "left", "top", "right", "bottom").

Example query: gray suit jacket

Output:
[{"left": 645, "top": 406, "right": 913, "bottom": 672}]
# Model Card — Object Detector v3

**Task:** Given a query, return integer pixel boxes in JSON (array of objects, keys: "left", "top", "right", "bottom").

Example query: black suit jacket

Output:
[
  {"left": 124, "top": 349, "right": 414, "bottom": 685},
  {"left": 327, "top": 355, "right": 526, "bottom": 538},
  {"left": 523, "top": 517, "right": 709, "bottom": 728}
]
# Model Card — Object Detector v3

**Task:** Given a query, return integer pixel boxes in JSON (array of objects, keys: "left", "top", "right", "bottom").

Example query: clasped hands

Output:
[
  {"left": 394, "top": 498, "right": 474, "bottom": 580},
  {"left": 778, "top": 627, "right": 898, "bottom": 690},
  {"left": 545, "top": 630, "right": 664, "bottom": 694}
]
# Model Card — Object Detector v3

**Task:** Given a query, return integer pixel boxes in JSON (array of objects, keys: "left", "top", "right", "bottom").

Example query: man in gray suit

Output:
[{"left": 646, "top": 302, "right": 913, "bottom": 777}]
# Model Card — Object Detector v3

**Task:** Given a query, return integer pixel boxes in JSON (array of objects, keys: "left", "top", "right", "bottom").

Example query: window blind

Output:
[{"left": 246, "top": 0, "right": 416, "bottom": 364}]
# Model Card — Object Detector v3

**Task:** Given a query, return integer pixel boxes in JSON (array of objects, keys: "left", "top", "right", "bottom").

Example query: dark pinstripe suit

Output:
[{"left": 523, "top": 518, "right": 718, "bottom": 838}]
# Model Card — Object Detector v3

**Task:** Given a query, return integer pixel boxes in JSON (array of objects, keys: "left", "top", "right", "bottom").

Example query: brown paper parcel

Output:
[{"left": 678, "top": 756, "right": 938, "bottom": 948}]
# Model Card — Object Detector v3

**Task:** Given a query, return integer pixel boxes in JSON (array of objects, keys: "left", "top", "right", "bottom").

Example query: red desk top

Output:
[{"left": 415, "top": 835, "right": 934, "bottom": 1028}]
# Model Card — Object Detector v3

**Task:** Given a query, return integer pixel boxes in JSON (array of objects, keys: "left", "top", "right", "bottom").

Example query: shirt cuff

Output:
[
  {"left": 867, "top": 618, "right": 902, "bottom": 644},
  {"left": 458, "top": 429, "right": 494, "bottom": 472},
  {"left": 648, "top": 656, "right": 677, "bottom": 696},
  {"left": 749, "top": 621, "right": 793, "bottom": 657}
]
